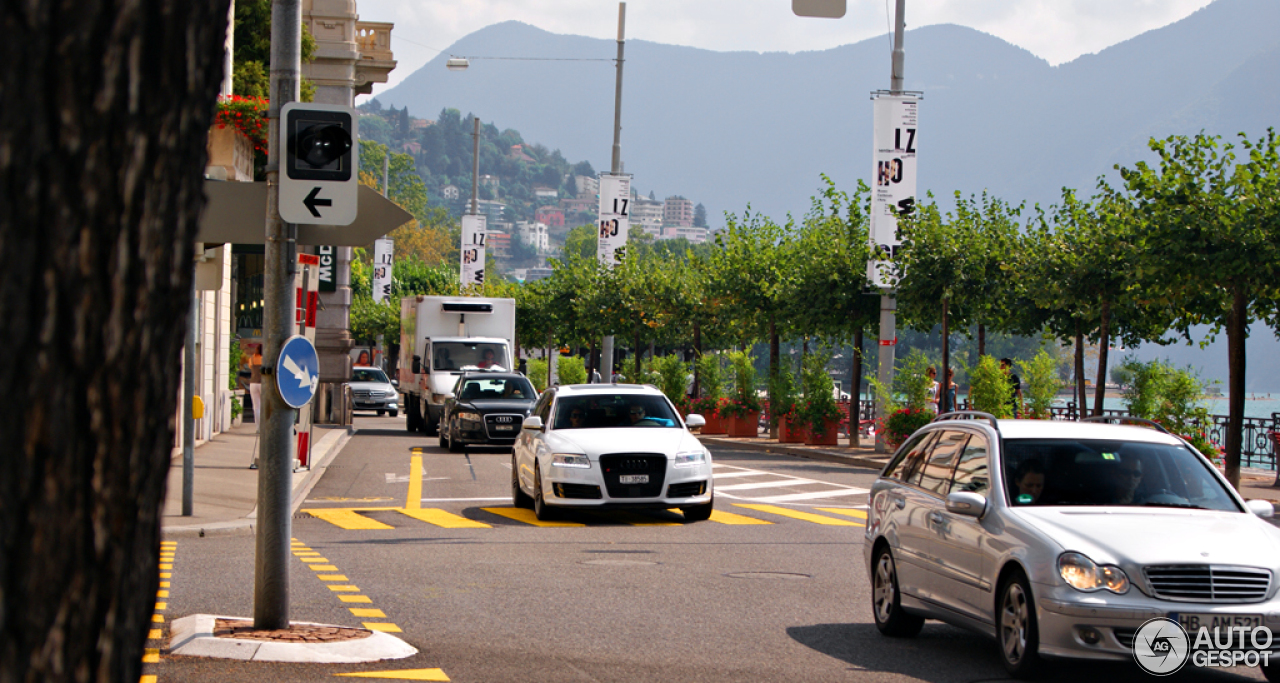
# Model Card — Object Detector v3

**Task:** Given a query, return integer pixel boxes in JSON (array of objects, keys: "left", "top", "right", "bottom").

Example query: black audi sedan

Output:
[{"left": 439, "top": 371, "right": 539, "bottom": 452}]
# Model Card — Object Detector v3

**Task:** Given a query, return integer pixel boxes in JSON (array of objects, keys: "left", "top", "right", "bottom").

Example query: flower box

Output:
[
  {"left": 805, "top": 417, "right": 840, "bottom": 446},
  {"left": 701, "top": 413, "right": 727, "bottom": 435},
  {"left": 778, "top": 416, "right": 807, "bottom": 443},
  {"left": 727, "top": 410, "right": 761, "bottom": 438}
]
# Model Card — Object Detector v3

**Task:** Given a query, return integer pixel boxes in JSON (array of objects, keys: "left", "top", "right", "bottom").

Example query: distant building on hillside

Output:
[
  {"left": 560, "top": 197, "right": 595, "bottom": 214},
  {"left": 533, "top": 185, "right": 558, "bottom": 201},
  {"left": 517, "top": 221, "right": 550, "bottom": 253},
  {"left": 441, "top": 184, "right": 460, "bottom": 201},
  {"left": 574, "top": 175, "right": 599, "bottom": 197},
  {"left": 525, "top": 267, "right": 554, "bottom": 282},
  {"left": 662, "top": 225, "right": 708, "bottom": 244},
  {"left": 534, "top": 205, "right": 565, "bottom": 228},
  {"left": 473, "top": 199, "right": 506, "bottom": 225},
  {"left": 663, "top": 196, "right": 694, "bottom": 227},
  {"left": 486, "top": 230, "right": 512, "bottom": 259},
  {"left": 631, "top": 197, "right": 663, "bottom": 236},
  {"left": 479, "top": 174, "right": 500, "bottom": 190},
  {"left": 508, "top": 144, "right": 536, "bottom": 163}
]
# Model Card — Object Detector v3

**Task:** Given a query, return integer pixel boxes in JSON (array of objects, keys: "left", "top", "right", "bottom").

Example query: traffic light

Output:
[{"left": 279, "top": 102, "right": 358, "bottom": 226}]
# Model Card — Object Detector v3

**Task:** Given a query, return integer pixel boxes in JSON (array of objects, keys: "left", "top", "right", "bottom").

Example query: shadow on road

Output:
[{"left": 786, "top": 622, "right": 1262, "bottom": 682}]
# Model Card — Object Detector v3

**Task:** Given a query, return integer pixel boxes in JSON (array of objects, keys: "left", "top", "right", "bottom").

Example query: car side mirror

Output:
[
  {"left": 685, "top": 414, "right": 706, "bottom": 431},
  {"left": 945, "top": 491, "right": 987, "bottom": 517},
  {"left": 411, "top": 356, "right": 421, "bottom": 374},
  {"left": 1246, "top": 499, "right": 1275, "bottom": 518},
  {"left": 391, "top": 379, "right": 399, "bottom": 388},
  {"left": 522, "top": 416, "right": 544, "bottom": 432},
  {"left": 444, "top": 392, "right": 455, "bottom": 401}
]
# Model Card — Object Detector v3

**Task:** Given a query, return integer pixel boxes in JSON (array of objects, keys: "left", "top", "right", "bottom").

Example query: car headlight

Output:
[
  {"left": 1058, "top": 552, "right": 1129, "bottom": 594},
  {"left": 457, "top": 411, "right": 481, "bottom": 423},
  {"left": 551, "top": 453, "right": 591, "bottom": 469},
  {"left": 674, "top": 450, "right": 708, "bottom": 468}
]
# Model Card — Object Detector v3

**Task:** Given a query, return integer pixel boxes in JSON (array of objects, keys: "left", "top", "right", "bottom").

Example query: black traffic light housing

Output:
[{"left": 286, "top": 109, "right": 353, "bottom": 181}]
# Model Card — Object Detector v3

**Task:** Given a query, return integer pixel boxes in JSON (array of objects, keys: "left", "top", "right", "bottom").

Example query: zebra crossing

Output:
[{"left": 301, "top": 462, "right": 869, "bottom": 531}]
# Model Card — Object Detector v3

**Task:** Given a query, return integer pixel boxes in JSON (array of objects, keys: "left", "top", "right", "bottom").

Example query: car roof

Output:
[
  {"left": 458, "top": 371, "right": 526, "bottom": 380},
  {"left": 934, "top": 418, "right": 1183, "bottom": 445},
  {"left": 352, "top": 365, "right": 383, "bottom": 371},
  {"left": 554, "top": 383, "right": 662, "bottom": 395}
]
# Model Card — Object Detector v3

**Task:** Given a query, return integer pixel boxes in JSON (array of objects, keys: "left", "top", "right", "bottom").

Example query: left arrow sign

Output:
[{"left": 303, "top": 186, "right": 332, "bottom": 218}]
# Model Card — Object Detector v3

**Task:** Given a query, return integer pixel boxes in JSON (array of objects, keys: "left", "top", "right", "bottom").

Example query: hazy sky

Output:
[{"left": 356, "top": 0, "right": 1216, "bottom": 96}]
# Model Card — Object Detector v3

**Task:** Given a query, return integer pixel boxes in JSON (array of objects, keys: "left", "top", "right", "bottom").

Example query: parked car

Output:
[
  {"left": 350, "top": 366, "right": 399, "bottom": 417},
  {"left": 512, "top": 384, "right": 713, "bottom": 522},
  {"left": 864, "top": 412, "right": 1280, "bottom": 679},
  {"left": 439, "top": 371, "right": 538, "bottom": 452}
]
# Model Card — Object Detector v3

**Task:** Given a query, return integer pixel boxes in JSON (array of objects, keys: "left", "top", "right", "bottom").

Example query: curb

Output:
[
  {"left": 162, "top": 426, "right": 355, "bottom": 537},
  {"left": 170, "top": 614, "right": 417, "bottom": 663},
  {"left": 698, "top": 436, "right": 889, "bottom": 471}
]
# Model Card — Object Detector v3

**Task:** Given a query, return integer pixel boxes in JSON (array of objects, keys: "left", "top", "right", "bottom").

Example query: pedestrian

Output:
[
  {"left": 590, "top": 367, "right": 602, "bottom": 384},
  {"left": 249, "top": 344, "right": 264, "bottom": 429},
  {"left": 1000, "top": 358, "right": 1023, "bottom": 417},
  {"left": 944, "top": 367, "right": 958, "bottom": 413}
]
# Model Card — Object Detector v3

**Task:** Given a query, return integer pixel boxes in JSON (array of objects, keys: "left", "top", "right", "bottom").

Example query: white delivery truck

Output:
[{"left": 398, "top": 295, "right": 517, "bottom": 435}]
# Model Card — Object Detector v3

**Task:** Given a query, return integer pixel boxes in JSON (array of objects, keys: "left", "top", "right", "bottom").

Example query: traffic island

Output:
[
  {"left": 169, "top": 614, "right": 417, "bottom": 663},
  {"left": 698, "top": 435, "right": 890, "bottom": 471}
]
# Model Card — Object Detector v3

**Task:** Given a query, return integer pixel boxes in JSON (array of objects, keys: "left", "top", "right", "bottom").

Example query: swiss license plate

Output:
[
  {"left": 619, "top": 474, "right": 649, "bottom": 485},
  {"left": 1175, "top": 613, "right": 1263, "bottom": 634},
  {"left": 493, "top": 425, "right": 514, "bottom": 431}
]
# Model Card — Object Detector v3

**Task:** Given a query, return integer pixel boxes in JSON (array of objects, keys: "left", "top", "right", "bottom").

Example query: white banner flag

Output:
[
  {"left": 868, "top": 94, "right": 919, "bottom": 288},
  {"left": 597, "top": 173, "right": 631, "bottom": 268},
  {"left": 372, "top": 237, "right": 393, "bottom": 303},
  {"left": 460, "top": 214, "right": 487, "bottom": 290}
]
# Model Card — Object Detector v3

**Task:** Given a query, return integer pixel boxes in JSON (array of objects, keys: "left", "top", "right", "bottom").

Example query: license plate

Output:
[
  {"left": 619, "top": 474, "right": 649, "bottom": 484},
  {"left": 493, "top": 425, "right": 514, "bottom": 431},
  {"left": 1174, "top": 613, "right": 1263, "bottom": 634}
]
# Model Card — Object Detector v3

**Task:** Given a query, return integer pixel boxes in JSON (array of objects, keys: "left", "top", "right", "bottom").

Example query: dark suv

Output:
[{"left": 439, "top": 371, "right": 538, "bottom": 452}]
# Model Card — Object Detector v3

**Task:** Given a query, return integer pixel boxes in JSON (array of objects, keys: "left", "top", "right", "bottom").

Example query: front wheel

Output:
[
  {"left": 447, "top": 420, "right": 464, "bottom": 452},
  {"left": 423, "top": 406, "right": 439, "bottom": 436},
  {"left": 871, "top": 545, "right": 924, "bottom": 637},
  {"left": 512, "top": 456, "right": 534, "bottom": 509},
  {"left": 389, "top": 409, "right": 398, "bottom": 418},
  {"left": 681, "top": 497, "right": 714, "bottom": 522},
  {"left": 376, "top": 410, "right": 385, "bottom": 416},
  {"left": 533, "top": 465, "right": 557, "bottom": 521},
  {"left": 997, "top": 569, "right": 1042, "bottom": 679}
]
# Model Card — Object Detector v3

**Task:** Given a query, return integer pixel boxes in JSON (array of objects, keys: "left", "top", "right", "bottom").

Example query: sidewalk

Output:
[
  {"left": 698, "top": 432, "right": 1280, "bottom": 507},
  {"left": 162, "top": 420, "right": 353, "bottom": 536}
]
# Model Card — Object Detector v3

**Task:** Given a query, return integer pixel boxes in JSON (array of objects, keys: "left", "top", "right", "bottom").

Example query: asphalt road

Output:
[{"left": 146, "top": 414, "right": 1268, "bottom": 683}]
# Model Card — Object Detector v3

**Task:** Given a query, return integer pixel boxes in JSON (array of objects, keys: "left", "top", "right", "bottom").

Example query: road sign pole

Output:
[{"left": 256, "top": 0, "right": 301, "bottom": 631}]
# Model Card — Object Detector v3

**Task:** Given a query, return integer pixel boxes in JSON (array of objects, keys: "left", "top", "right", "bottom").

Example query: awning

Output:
[{"left": 198, "top": 180, "right": 414, "bottom": 246}]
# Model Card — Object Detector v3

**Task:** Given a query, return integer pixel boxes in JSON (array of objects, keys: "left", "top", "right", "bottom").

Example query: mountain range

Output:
[{"left": 374, "top": 0, "right": 1280, "bottom": 392}]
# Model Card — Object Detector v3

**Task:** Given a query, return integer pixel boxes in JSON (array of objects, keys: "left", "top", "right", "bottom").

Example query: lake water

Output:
[{"left": 858, "top": 394, "right": 1280, "bottom": 421}]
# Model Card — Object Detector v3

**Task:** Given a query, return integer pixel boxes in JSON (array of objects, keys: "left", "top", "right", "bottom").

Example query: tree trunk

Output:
[
  {"left": 634, "top": 324, "right": 642, "bottom": 380},
  {"left": 850, "top": 328, "right": 864, "bottom": 447},
  {"left": 769, "top": 320, "right": 779, "bottom": 439},
  {"left": 978, "top": 323, "right": 986, "bottom": 357},
  {"left": 1074, "top": 323, "right": 1086, "bottom": 421},
  {"left": 1092, "top": 299, "right": 1111, "bottom": 417},
  {"left": 0, "top": 2, "right": 230, "bottom": 681},
  {"left": 692, "top": 321, "right": 702, "bottom": 398},
  {"left": 1225, "top": 286, "right": 1246, "bottom": 489},
  {"left": 940, "top": 298, "right": 950, "bottom": 414}
]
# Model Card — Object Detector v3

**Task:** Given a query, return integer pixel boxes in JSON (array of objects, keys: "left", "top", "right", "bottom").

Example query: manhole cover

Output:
[
  {"left": 582, "top": 559, "right": 659, "bottom": 566},
  {"left": 726, "top": 572, "right": 812, "bottom": 580}
]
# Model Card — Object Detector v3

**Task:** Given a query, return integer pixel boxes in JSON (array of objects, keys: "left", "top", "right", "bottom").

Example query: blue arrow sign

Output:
[{"left": 276, "top": 335, "right": 320, "bottom": 408}]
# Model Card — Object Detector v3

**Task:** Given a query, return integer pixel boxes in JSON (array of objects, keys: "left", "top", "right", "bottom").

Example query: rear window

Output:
[{"left": 1003, "top": 438, "right": 1239, "bottom": 511}]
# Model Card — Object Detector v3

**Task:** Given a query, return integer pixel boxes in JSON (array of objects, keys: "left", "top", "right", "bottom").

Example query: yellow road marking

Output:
[
  {"left": 299, "top": 557, "right": 330, "bottom": 563},
  {"left": 815, "top": 508, "right": 868, "bottom": 523},
  {"left": 397, "top": 508, "right": 490, "bottom": 529},
  {"left": 317, "top": 574, "right": 349, "bottom": 582},
  {"left": 159, "top": 573, "right": 170, "bottom": 579},
  {"left": 157, "top": 590, "right": 169, "bottom": 598},
  {"left": 363, "top": 622, "right": 403, "bottom": 633},
  {"left": 705, "top": 509, "right": 773, "bottom": 525},
  {"left": 328, "top": 585, "right": 360, "bottom": 592},
  {"left": 142, "top": 649, "right": 159, "bottom": 663},
  {"left": 158, "top": 564, "right": 172, "bottom": 570},
  {"left": 154, "top": 602, "right": 167, "bottom": 611},
  {"left": 311, "top": 564, "right": 339, "bottom": 571},
  {"left": 140, "top": 676, "right": 157, "bottom": 683},
  {"left": 349, "top": 608, "right": 386, "bottom": 618},
  {"left": 480, "top": 507, "right": 585, "bottom": 527},
  {"left": 407, "top": 456, "right": 424, "bottom": 510},
  {"left": 152, "top": 614, "right": 164, "bottom": 623},
  {"left": 148, "top": 629, "right": 162, "bottom": 640},
  {"left": 305, "top": 508, "right": 396, "bottom": 530},
  {"left": 339, "top": 595, "right": 372, "bottom": 603},
  {"left": 732, "top": 504, "right": 863, "bottom": 526},
  {"left": 159, "top": 582, "right": 169, "bottom": 588},
  {"left": 336, "top": 669, "right": 450, "bottom": 681}
]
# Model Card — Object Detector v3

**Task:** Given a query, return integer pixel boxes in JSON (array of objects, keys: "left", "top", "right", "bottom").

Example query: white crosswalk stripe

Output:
[{"left": 712, "top": 464, "right": 867, "bottom": 502}]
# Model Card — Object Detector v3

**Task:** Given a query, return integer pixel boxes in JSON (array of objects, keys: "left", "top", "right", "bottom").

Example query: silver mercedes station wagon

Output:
[{"left": 864, "top": 412, "right": 1280, "bottom": 679}]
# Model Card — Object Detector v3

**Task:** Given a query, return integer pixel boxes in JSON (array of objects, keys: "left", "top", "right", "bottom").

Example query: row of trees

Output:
[{"left": 354, "top": 130, "right": 1277, "bottom": 490}]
